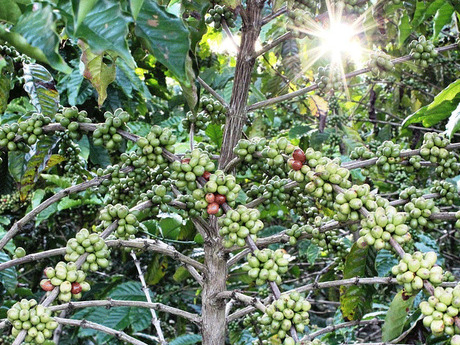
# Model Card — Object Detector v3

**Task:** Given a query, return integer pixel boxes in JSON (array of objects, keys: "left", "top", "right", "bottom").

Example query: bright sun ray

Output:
[{"left": 285, "top": 0, "right": 383, "bottom": 99}]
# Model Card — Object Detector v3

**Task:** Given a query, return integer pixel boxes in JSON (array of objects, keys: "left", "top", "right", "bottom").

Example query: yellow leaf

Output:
[{"left": 307, "top": 95, "right": 329, "bottom": 117}]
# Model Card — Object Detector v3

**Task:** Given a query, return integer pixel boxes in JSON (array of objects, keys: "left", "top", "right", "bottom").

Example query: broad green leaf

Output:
[
  {"left": 159, "top": 216, "right": 182, "bottom": 239},
  {"left": 376, "top": 249, "right": 398, "bottom": 277},
  {"left": 412, "top": 0, "right": 445, "bottom": 28},
  {"left": 19, "top": 136, "right": 59, "bottom": 199},
  {"left": 40, "top": 174, "right": 73, "bottom": 189},
  {"left": 116, "top": 59, "right": 152, "bottom": 100},
  {"left": 23, "top": 64, "right": 60, "bottom": 118},
  {"left": 74, "top": 0, "right": 135, "bottom": 68},
  {"left": 135, "top": 0, "right": 191, "bottom": 83},
  {"left": 74, "top": 0, "right": 98, "bottom": 29},
  {"left": 205, "top": 123, "right": 223, "bottom": 148},
  {"left": 306, "top": 243, "right": 319, "bottom": 264},
  {"left": 9, "top": 5, "right": 70, "bottom": 73},
  {"left": 402, "top": 79, "right": 460, "bottom": 129},
  {"left": 170, "top": 334, "right": 202, "bottom": 345},
  {"left": 173, "top": 266, "right": 190, "bottom": 282},
  {"left": 289, "top": 125, "right": 312, "bottom": 138},
  {"left": 0, "top": 0, "right": 21, "bottom": 24},
  {"left": 382, "top": 291, "right": 416, "bottom": 341},
  {"left": 130, "top": 0, "right": 144, "bottom": 20},
  {"left": 445, "top": 102, "right": 460, "bottom": 139},
  {"left": 433, "top": 3, "right": 454, "bottom": 38},
  {"left": 340, "top": 243, "right": 376, "bottom": 320},
  {"left": 8, "top": 151, "right": 26, "bottom": 182},
  {"left": 57, "top": 197, "right": 82, "bottom": 211},
  {"left": 0, "top": 251, "right": 17, "bottom": 294},
  {"left": 181, "top": 0, "right": 210, "bottom": 53},
  {"left": 145, "top": 254, "right": 167, "bottom": 285},
  {"left": 398, "top": 14, "right": 411, "bottom": 46},
  {"left": 0, "top": 68, "right": 11, "bottom": 114},
  {"left": 79, "top": 41, "right": 116, "bottom": 106},
  {"left": 0, "top": 217, "right": 15, "bottom": 254}
]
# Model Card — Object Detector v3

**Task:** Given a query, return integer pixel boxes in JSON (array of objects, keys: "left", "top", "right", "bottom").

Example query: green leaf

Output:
[
  {"left": 402, "top": 79, "right": 460, "bottom": 129},
  {"left": 57, "top": 197, "right": 82, "bottom": 211},
  {"left": 9, "top": 4, "right": 70, "bottom": 73},
  {"left": 0, "top": 218, "right": 15, "bottom": 255},
  {"left": 73, "top": 0, "right": 98, "bottom": 29},
  {"left": 74, "top": 0, "right": 135, "bottom": 68},
  {"left": 40, "top": 174, "right": 73, "bottom": 189},
  {"left": 130, "top": 0, "right": 144, "bottom": 20},
  {"left": 0, "top": 0, "right": 21, "bottom": 24},
  {"left": 145, "top": 254, "right": 167, "bottom": 285},
  {"left": 116, "top": 59, "right": 152, "bottom": 100},
  {"left": 340, "top": 243, "right": 377, "bottom": 320},
  {"left": 8, "top": 151, "right": 26, "bottom": 182},
  {"left": 412, "top": 0, "right": 445, "bottom": 28},
  {"left": 79, "top": 41, "right": 116, "bottom": 106},
  {"left": 159, "top": 216, "right": 182, "bottom": 239},
  {"left": 173, "top": 266, "right": 190, "bottom": 282},
  {"left": 135, "top": 0, "right": 191, "bottom": 82},
  {"left": 0, "top": 251, "right": 17, "bottom": 294},
  {"left": 445, "top": 102, "right": 460, "bottom": 139},
  {"left": 382, "top": 291, "right": 416, "bottom": 341},
  {"left": 306, "top": 243, "right": 319, "bottom": 264},
  {"left": 433, "top": 3, "right": 454, "bottom": 38},
  {"left": 398, "top": 14, "right": 411, "bottom": 46},
  {"left": 0, "top": 68, "right": 11, "bottom": 114},
  {"left": 170, "top": 334, "right": 202, "bottom": 345},
  {"left": 289, "top": 125, "right": 311, "bottom": 138},
  {"left": 376, "top": 249, "right": 398, "bottom": 277},
  {"left": 23, "top": 64, "right": 60, "bottom": 118},
  {"left": 19, "top": 136, "right": 59, "bottom": 199},
  {"left": 205, "top": 123, "right": 223, "bottom": 148}
]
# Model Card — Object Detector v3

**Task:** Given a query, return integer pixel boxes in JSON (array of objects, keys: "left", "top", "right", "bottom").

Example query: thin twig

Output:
[
  {"left": 54, "top": 317, "right": 148, "bottom": 345},
  {"left": 197, "top": 77, "right": 229, "bottom": 110},
  {"left": 247, "top": 43, "right": 459, "bottom": 111},
  {"left": 131, "top": 251, "right": 166, "bottom": 344}
]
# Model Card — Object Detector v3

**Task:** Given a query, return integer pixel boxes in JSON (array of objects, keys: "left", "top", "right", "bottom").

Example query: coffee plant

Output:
[{"left": 0, "top": 1, "right": 459, "bottom": 345}]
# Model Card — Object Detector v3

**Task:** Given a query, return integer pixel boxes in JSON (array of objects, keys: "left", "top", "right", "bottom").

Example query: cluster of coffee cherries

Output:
[
  {"left": 403, "top": 197, "right": 440, "bottom": 230},
  {"left": 349, "top": 145, "right": 374, "bottom": 160},
  {"left": 242, "top": 248, "right": 290, "bottom": 285},
  {"left": 420, "top": 284, "right": 460, "bottom": 336},
  {"left": 358, "top": 205, "right": 410, "bottom": 250},
  {"left": 430, "top": 180, "right": 458, "bottom": 205},
  {"left": 98, "top": 204, "right": 139, "bottom": 240},
  {"left": 392, "top": 251, "right": 442, "bottom": 294},
  {"left": 246, "top": 176, "right": 290, "bottom": 207},
  {"left": 233, "top": 137, "right": 267, "bottom": 165},
  {"left": 218, "top": 206, "right": 263, "bottom": 248},
  {"left": 18, "top": 113, "right": 52, "bottom": 146},
  {"left": 261, "top": 137, "right": 296, "bottom": 168},
  {"left": 399, "top": 186, "right": 423, "bottom": 200},
  {"left": 41, "top": 262, "right": 90, "bottom": 302},
  {"left": 368, "top": 50, "right": 394, "bottom": 78},
  {"left": 258, "top": 292, "right": 311, "bottom": 340},
  {"left": 93, "top": 109, "right": 130, "bottom": 151},
  {"left": 315, "top": 65, "right": 342, "bottom": 92},
  {"left": 333, "top": 184, "right": 376, "bottom": 222},
  {"left": 0, "top": 192, "right": 27, "bottom": 215},
  {"left": 419, "top": 132, "right": 460, "bottom": 178},
  {"left": 7, "top": 299, "right": 58, "bottom": 343},
  {"left": 182, "top": 97, "right": 226, "bottom": 131},
  {"left": 55, "top": 106, "right": 92, "bottom": 140},
  {"left": 0, "top": 114, "right": 52, "bottom": 152},
  {"left": 136, "top": 125, "right": 177, "bottom": 168},
  {"left": 205, "top": 3, "right": 236, "bottom": 29},
  {"left": 374, "top": 140, "right": 402, "bottom": 173},
  {"left": 203, "top": 170, "right": 240, "bottom": 214},
  {"left": 288, "top": 0, "right": 317, "bottom": 28},
  {"left": 170, "top": 148, "right": 215, "bottom": 191},
  {"left": 65, "top": 228, "right": 110, "bottom": 271},
  {"left": 409, "top": 36, "right": 438, "bottom": 67},
  {"left": 406, "top": 155, "right": 422, "bottom": 172}
]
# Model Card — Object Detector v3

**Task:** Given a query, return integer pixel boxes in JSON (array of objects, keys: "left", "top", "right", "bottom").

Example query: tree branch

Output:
[
  {"left": 247, "top": 43, "right": 459, "bottom": 111},
  {"left": 48, "top": 299, "right": 201, "bottom": 324},
  {"left": 130, "top": 251, "right": 166, "bottom": 344},
  {"left": 0, "top": 167, "right": 133, "bottom": 251},
  {"left": 53, "top": 317, "right": 148, "bottom": 345},
  {"left": 253, "top": 31, "right": 292, "bottom": 58},
  {"left": 197, "top": 77, "right": 229, "bottom": 110},
  {"left": 303, "top": 319, "right": 383, "bottom": 340}
]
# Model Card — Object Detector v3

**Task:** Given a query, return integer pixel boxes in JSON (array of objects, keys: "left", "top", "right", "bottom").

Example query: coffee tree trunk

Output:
[{"left": 202, "top": 1, "right": 264, "bottom": 344}]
